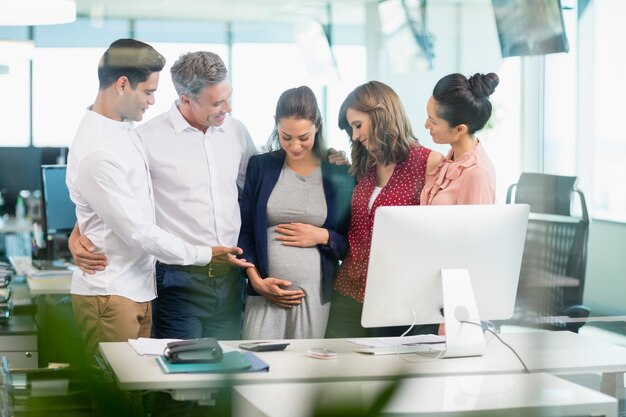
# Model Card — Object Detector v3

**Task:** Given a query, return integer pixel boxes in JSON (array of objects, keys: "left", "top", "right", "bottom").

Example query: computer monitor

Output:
[
  {"left": 492, "top": 0, "right": 569, "bottom": 58},
  {"left": 0, "top": 147, "right": 42, "bottom": 216},
  {"left": 0, "top": 146, "right": 68, "bottom": 216},
  {"left": 37, "top": 165, "right": 76, "bottom": 261},
  {"left": 362, "top": 204, "right": 529, "bottom": 358}
]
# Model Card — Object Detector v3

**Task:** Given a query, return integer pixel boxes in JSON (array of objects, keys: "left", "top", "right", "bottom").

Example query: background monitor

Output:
[
  {"left": 361, "top": 204, "right": 529, "bottom": 329},
  {"left": 40, "top": 165, "right": 75, "bottom": 236},
  {"left": 36, "top": 165, "right": 76, "bottom": 261},
  {"left": 0, "top": 147, "right": 42, "bottom": 215},
  {"left": 0, "top": 146, "right": 69, "bottom": 216},
  {"left": 492, "top": 0, "right": 569, "bottom": 57}
]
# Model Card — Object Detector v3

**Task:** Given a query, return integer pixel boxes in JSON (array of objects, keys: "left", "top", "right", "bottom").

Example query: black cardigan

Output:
[{"left": 238, "top": 152, "right": 355, "bottom": 303}]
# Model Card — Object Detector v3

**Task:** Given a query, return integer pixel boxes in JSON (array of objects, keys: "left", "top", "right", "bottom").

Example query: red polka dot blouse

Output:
[{"left": 333, "top": 144, "right": 432, "bottom": 303}]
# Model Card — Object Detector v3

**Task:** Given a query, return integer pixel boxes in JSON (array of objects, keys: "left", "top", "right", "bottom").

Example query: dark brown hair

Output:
[
  {"left": 98, "top": 38, "right": 165, "bottom": 89},
  {"left": 267, "top": 86, "right": 326, "bottom": 159},
  {"left": 432, "top": 72, "right": 500, "bottom": 134}
]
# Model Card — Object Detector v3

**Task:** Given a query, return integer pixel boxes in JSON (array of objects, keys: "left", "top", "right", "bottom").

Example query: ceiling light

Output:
[{"left": 0, "top": 0, "right": 76, "bottom": 26}]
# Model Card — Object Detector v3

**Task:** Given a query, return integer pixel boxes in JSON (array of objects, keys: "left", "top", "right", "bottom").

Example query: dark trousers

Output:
[
  {"left": 153, "top": 261, "right": 244, "bottom": 340},
  {"left": 325, "top": 291, "right": 438, "bottom": 338},
  {"left": 151, "top": 262, "right": 244, "bottom": 417}
]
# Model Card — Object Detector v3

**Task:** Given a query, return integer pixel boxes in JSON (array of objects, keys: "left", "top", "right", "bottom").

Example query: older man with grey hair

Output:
[{"left": 141, "top": 51, "right": 257, "bottom": 341}]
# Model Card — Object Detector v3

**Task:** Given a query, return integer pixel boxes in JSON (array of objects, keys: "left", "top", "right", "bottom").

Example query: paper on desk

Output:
[
  {"left": 348, "top": 334, "right": 445, "bottom": 348},
  {"left": 128, "top": 337, "right": 238, "bottom": 356}
]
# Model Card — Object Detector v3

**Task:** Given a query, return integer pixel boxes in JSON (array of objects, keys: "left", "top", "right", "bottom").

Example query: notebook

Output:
[{"left": 156, "top": 351, "right": 269, "bottom": 374}]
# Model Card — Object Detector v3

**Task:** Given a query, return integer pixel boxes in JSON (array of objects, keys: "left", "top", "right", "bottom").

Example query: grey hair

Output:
[{"left": 171, "top": 51, "right": 228, "bottom": 99}]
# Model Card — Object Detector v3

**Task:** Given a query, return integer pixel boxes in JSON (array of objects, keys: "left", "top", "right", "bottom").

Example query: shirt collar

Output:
[
  {"left": 169, "top": 100, "right": 227, "bottom": 135},
  {"left": 446, "top": 140, "right": 481, "bottom": 165},
  {"left": 428, "top": 140, "right": 482, "bottom": 178},
  {"left": 86, "top": 107, "right": 134, "bottom": 130}
]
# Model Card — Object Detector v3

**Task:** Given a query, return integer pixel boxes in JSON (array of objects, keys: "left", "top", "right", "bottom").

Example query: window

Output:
[
  {"left": 231, "top": 22, "right": 366, "bottom": 152},
  {"left": 326, "top": 45, "right": 367, "bottom": 155},
  {"left": 32, "top": 47, "right": 104, "bottom": 146},
  {"left": 543, "top": 1, "right": 577, "bottom": 176},
  {"left": 578, "top": 0, "right": 626, "bottom": 221},
  {"left": 482, "top": 57, "right": 522, "bottom": 203},
  {"left": 231, "top": 42, "right": 323, "bottom": 150},
  {"left": 0, "top": 59, "right": 30, "bottom": 146}
]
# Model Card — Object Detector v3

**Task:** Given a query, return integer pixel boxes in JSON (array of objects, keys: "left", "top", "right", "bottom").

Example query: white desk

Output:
[
  {"left": 99, "top": 331, "right": 626, "bottom": 396},
  {"left": 233, "top": 373, "right": 618, "bottom": 417}
]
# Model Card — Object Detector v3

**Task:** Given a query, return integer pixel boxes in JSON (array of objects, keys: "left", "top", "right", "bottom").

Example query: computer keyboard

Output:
[{"left": 353, "top": 343, "right": 446, "bottom": 356}]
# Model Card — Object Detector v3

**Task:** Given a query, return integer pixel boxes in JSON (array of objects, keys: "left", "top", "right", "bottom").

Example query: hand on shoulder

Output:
[{"left": 327, "top": 148, "right": 350, "bottom": 166}]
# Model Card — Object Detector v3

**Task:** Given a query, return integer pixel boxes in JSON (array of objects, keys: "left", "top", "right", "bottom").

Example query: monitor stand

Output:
[{"left": 440, "top": 268, "right": 485, "bottom": 358}]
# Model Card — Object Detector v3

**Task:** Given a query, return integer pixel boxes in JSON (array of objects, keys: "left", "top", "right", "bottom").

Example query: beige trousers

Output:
[{"left": 71, "top": 294, "right": 152, "bottom": 360}]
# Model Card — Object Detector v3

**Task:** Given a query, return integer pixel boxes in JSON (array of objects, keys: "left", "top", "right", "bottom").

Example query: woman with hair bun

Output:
[{"left": 421, "top": 72, "right": 499, "bottom": 205}]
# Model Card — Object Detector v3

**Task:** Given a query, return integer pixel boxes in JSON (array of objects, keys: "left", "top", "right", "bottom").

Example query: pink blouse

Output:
[{"left": 421, "top": 141, "right": 496, "bottom": 205}]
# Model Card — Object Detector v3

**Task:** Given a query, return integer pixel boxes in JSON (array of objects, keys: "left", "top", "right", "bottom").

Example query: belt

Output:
[{"left": 163, "top": 262, "right": 236, "bottom": 278}]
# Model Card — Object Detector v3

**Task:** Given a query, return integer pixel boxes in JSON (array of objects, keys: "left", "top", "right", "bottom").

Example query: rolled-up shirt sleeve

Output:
[{"left": 76, "top": 151, "right": 213, "bottom": 266}]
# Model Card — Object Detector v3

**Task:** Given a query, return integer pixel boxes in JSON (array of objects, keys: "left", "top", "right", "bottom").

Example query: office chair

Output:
[{"left": 506, "top": 173, "right": 591, "bottom": 333}]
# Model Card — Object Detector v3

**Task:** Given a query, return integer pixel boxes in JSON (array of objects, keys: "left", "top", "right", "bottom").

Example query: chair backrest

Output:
[
  {"left": 506, "top": 172, "right": 589, "bottom": 221},
  {"left": 506, "top": 173, "right": 591, "bottom": 331},
  {"left": 506, "top": 172, "right": 590, "bottom": 284}
]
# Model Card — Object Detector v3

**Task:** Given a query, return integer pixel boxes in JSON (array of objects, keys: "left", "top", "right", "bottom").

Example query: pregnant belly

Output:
[{"left": 266, "top": 228, "right": 321, "bottom": 289}]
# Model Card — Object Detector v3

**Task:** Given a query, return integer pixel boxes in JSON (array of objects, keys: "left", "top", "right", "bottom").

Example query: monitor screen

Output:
[
  {"left": 492, "top": 0, "right": 569, "bottom": 57},
  {"left": 0, "top": 146, "right": 69, "bottom": 216},
  {"left": 0, "top": 147, "right": 42, "bottom": 215},
  {"left": 362, "top": 204, "right": 529, "bottom": 328},
  {"left": 40, "top": 165, "right": 76, "bottom": 235}
]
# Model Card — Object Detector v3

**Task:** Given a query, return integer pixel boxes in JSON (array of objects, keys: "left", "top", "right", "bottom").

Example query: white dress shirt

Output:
[
  {"left": 66, "top": 110, "right": 213, "bottom": 302},
  {"left": 137, "top": 102, "right": 257, "bottom": 249}
]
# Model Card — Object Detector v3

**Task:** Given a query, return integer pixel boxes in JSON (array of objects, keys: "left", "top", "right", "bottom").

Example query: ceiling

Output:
[
  {"left": 76, "top": 0, "right": 374, "bottom": 25},
  {"left": 75, "top": 0, "right": 489, "bottom": 26}
]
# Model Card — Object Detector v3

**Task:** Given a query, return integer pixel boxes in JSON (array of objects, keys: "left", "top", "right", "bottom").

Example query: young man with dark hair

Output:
[{"left": 66, "top": 39, "right": 249, "bottom": 359}]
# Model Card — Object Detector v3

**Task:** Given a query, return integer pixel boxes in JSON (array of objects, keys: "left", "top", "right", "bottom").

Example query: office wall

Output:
[{"left": 584, "top": 220, "right": 626, "bottom": 316}]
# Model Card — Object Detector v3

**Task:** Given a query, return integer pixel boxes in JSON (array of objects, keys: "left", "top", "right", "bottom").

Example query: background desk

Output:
[
  {"left": 99, "top": 331, "right": 626, "bottom": 397},
  {"left": 0, "top": 314, "right": 38, "bottom": 368},
  {"left": 8, "top": 256, "right": 79, "bottom": 367}
]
